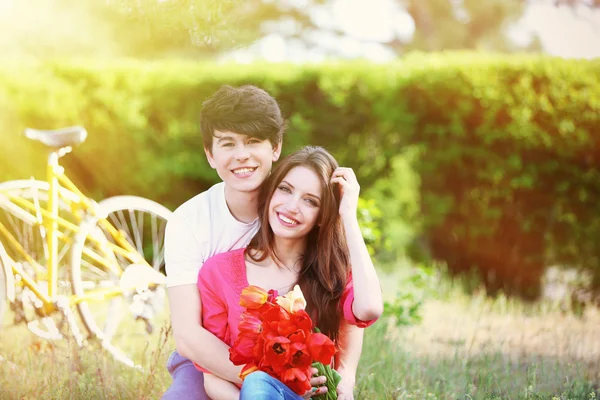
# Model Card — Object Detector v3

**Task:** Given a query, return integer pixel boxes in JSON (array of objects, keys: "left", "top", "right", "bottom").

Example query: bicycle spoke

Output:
[
  {"left": 81, "top": 258, "right": 109, "bottom": 279},
  {"left": 151, "top": 215, "right": 164, "bottom": 270},
  {"left": 129, "top": 209, "right": 144, "bottom": 256},
  {"left": 136, "top": 210, "right": 144, "bottom": 248},
  {"left": 70, "top": 195, "right": 171, "bottom": 368},
  {"left": 103, "top": 298, "right": 123, "bottom": 340},
  {"left": 0, "top": 180, "right": 77, "bottom": 338},
  {"left": 108, "top": 212, "right": 125, "bottom": 233}
]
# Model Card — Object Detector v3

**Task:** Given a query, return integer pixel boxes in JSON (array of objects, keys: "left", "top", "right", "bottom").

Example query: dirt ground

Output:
[{"left": 400, "top": 297, "right": 600, "bottom": 380}]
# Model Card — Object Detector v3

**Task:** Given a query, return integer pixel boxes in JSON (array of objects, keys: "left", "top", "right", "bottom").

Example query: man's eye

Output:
[
  {"left": 222, "top": 143, "right": 234, "bottom": 147},
  {"left": 248, "top": 139, "right": 261, "bottom": 144}
]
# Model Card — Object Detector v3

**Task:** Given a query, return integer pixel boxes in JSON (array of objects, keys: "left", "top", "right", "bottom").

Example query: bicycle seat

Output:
[{"left": 24, "top": 126, "right": 87, "bottom": 148}]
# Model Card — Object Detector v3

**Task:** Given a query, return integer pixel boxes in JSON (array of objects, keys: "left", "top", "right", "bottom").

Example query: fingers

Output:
[
  {"left": 307, "top": 370, "right": 328, "bottom": 398},
  {"left": 331, "top": 167, "right": 357, "bottom": 182},
  {"left": 302, "top": 384, "right": 328, "bottom": 399},
  {"left": 309, "top": 374, "right": 327, "bottom": 387},
  {"left": 312, "top": 386, "right": 328, "bottom": 397},
  {"left": 330, "top": 167, "right": 360, "bottom": 190}
]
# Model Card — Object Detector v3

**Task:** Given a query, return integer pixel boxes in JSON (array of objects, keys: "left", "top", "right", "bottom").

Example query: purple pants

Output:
[{"left": 162, "top": 350, "right": 209, "bottom": 400}]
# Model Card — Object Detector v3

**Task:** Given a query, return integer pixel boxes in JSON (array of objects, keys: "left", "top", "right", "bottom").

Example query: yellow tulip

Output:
[
  {"left": 239, "top": 363, "right": 258, "bottom": 380},
  {"left": 276, "top": 284, "right": 307, "bottom": 314},
  {"left": 240, "top": 285, "right": 268, "bottom": 308}
]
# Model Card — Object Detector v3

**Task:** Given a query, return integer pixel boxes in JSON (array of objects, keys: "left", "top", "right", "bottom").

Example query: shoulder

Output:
[
  {"left": 167, "top": 183, "right": 224, "bottom": 235},
  {"left": 199, "top": 248, "right": 246, "bottom": 279},
  {"left": 172, "top": 182, "right": 224, "bottom": 220}
]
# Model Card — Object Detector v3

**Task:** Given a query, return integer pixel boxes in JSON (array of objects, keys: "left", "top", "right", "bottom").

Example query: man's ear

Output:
[
  {"left": 272, "top": 142, "right": 282, "bottom": 162},
  {"left": 204, "top": 147, "right": 216, "bottom": 169}
]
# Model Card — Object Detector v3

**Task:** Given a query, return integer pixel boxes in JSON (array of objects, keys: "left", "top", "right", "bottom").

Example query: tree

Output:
[
  {"left": 2, "top": 0, "right": 596, "bottom": 60},
  {"left": 1, "top": 0, "right": 305, "bottom": 59},
  {"left": 394, "top": 0, "right": 528, "bottom": 52}
]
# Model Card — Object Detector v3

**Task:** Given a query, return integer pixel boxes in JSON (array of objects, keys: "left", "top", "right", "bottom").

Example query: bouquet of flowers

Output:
[{"left": 229, "top": 285, "right": 342, "bottom": 398}]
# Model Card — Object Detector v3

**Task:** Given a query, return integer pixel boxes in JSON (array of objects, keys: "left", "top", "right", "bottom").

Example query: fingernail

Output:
[{"left": 312, "top": 387, "right": 317, "bottom": 393}]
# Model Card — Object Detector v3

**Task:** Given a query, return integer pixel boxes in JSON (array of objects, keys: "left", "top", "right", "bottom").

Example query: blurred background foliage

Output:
[
  {"left": 1, "top": 54, "right": 599, "bottom": 299},
  {"left": 2, "top": 0, "right": 600, "bottom": 301},
  {"left": 4, "top": 0, "right": 598, "bottom": 61},
  {"left": 2, "top": 2, "right": 600, "bottom": 396}
]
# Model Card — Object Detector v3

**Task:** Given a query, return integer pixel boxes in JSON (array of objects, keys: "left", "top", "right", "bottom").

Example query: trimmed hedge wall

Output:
[{"left": 1, "top": 53, "right": 599, "bottom": 296}]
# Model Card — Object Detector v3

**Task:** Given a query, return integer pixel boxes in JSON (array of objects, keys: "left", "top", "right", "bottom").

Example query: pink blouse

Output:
[{"left": 196, "top": 248, "right": 376, "bottom": 372}]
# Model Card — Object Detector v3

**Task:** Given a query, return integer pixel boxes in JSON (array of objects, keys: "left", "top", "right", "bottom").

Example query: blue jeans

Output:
[
  {"left": 240, "top": 371, "right": 303, "bottom": 400},
  {"left": 162, "top": 350, "right": 209, "bottom": 400}
]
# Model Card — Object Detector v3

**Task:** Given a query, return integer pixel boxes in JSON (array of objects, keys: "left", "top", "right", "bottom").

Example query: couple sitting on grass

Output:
[{"left": 163, "top": 85, "right": 383, "bottom": 400}]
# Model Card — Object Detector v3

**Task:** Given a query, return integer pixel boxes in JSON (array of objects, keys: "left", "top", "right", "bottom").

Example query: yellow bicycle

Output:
[{"left": 0, "top": 127, "right": 171, "bottom": 367}]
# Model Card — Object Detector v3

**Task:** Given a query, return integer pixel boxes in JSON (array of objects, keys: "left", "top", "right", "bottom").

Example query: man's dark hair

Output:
[{"left": 200, "top": 85, "right": 286, "bottom": 152}]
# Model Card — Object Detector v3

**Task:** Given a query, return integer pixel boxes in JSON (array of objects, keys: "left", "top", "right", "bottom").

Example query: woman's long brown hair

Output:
[{"left": 247, "top": 146, "right": 350, "bottom": 342}]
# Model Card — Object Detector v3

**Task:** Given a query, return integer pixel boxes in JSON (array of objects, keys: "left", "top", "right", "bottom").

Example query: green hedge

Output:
[
  {"left": 1, "top": 53, "right": 599, "bottom": 296},
  {"left": 402, "top": 53, "right": 600, "bottom": 297}
]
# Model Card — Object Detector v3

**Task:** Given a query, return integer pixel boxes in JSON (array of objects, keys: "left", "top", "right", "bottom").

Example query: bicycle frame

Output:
[{"left": 0, "top": 149, "right": 155, "bottom": 315}]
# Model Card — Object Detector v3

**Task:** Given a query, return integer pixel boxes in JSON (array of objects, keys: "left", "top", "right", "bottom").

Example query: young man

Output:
[{"left": 163, "top": 85, "right": 364, "bottom": 400}]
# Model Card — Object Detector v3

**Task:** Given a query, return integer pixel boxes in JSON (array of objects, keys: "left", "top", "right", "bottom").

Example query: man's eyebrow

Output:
[
  {"left": 215, "top": 135, "right": 234, "bottom": 143},
  {"left": 281, "top": 180, "right": 321, "bottom": 201}
]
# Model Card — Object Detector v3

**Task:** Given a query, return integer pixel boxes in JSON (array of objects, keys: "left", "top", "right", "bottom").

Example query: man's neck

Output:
[{"left": 224, "top": 186, "right": 259, "bottom": 223}]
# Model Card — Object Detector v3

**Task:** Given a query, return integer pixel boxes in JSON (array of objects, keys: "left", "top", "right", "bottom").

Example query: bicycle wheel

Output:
[
  {"left": 70, "top": 195, "right": 171, "bottom": 366},
  {"left": 0, "top": 180, "right": 78, "bottom": 322},
  {"left": 0, "top": 249, "right": 6, "bottom": 329}
]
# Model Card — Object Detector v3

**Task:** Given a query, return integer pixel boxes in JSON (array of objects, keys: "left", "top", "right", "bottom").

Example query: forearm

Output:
[
  {"left": 204, "top": 374, "right": 240, "bottom": 400},
  {"left": 174, "top": 325, "right": 243, "bottom": 384},
  {"left": 168, "top": 286, "right": 243, "bottom": 384},
  {"left": 335, "top": 322, "right": 364, "bottom": 382},
  {"left": 342, "top": 218, "right": 384, "bottom": 321}
]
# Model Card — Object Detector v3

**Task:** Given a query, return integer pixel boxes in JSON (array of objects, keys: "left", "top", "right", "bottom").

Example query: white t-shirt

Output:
[{"left": 165, "top": 182, "right": 260, "bottom": 287}]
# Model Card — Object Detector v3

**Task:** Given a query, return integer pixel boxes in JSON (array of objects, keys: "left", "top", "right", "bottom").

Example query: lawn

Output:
[{"left": 1, "top": 272, "right": 599, "bottom": 399}]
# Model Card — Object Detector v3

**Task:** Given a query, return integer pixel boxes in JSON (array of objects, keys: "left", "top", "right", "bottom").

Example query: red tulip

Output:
[
  {"left": 307, "top": 332, "right": 336, "bottom": 365},
  {"left": 261, "top": 304, "right": 289, "bottom": 332},
  {"left": 290, "top": 342, "right": 312, "bottom": 369},
  {"left": 229, "top": 334, "right": 255, "bottom": 365},
  {"left": 239, "top": 313, "right": 262, "bottom": 336},
  {"left": 291, "top": 310, "right": 313, "bottom": 334},
  {"left": 287, "top": 329, "right": 307, "bottom": 344},
  {"left": 281, "top": 367, "right": 312, "bottom": 395},
  {"left": 234, "top": 285, "right": 341, "bottom": 397},
  {"left": 263, "top": 334, "right": 291, "bottom": 373}
]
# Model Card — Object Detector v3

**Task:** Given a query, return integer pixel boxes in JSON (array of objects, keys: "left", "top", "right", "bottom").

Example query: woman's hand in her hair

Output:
[{"left": 330, "top": 167, "right": 360, "bottom": 219}]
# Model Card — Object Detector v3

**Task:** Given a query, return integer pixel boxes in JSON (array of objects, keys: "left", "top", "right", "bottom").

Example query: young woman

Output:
[{"left": 196, "top": 146, "right": 384, "bottom": 399}]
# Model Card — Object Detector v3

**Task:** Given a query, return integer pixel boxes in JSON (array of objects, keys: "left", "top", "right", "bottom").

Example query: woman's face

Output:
[{"left": 268, "top": 166, "right": 323, "bottom": 241}]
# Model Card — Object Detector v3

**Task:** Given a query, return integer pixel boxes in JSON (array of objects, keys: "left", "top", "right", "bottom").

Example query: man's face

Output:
[{"left": 205, "top": 130, "right": 281, "bottom": 194}]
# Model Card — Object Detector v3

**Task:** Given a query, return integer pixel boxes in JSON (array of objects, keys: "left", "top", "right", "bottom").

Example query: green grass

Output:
[
  {"left": 1, "top": 275, "right": 599, "bottom": 399},
  {"left": 356, "top": 321, "right": 598, "bottom": 399}
]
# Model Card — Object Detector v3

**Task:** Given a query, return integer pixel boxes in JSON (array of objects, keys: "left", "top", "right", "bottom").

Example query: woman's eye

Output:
[
  {"left": 305, "top": 198, "right": 318, "bottom": 206},
  {"left": 278, "top": 186, "right": 291, "bottom": 193}
]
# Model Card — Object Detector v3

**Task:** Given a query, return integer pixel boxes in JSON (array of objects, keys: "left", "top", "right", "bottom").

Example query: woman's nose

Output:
[{"left": 286, "top": 197, "right": 300, "bottom": 213}]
